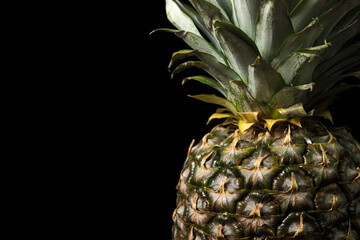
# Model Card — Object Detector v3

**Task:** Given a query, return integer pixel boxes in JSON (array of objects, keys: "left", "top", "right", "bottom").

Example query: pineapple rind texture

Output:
[{"left": 172, "top": 122, "right": 360, "bottom": 239}]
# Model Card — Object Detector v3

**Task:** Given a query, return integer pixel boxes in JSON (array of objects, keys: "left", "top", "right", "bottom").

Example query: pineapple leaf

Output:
[
  {"left": 153, "top": 28, "right": 226, "bottom": 65},
  {"left": 188, "top": 0, "right": 229, "bottom": 32},
  {"left": 162, "top": 0, "right": 360, "bottom": 117},
  {"left": 315, "top": 0, "right": 360, "bottom": 44},
  {"left": 171, "top": 61, "right": 232, "bottom": 92},
  {"left": 238, "top": 111, "right": 260, "bottom": 122},
  {"left": 276, "top": 52, "right": 315, "bottom": 85},
  {"left": 168, "top": 49, "right": 240, "bottom": 81},
  {"left": 286, "top": 0, "right": 301, "bottom": 12},
  {"left": 172, "top": 0, "right": 221, "bottom": 50},
  {"left": 276, "top": 43, "right": 330, "bottom": 85},
  {"left": 315, "top": 110, "right": 334, "bottom": 124},
  {"left": 238, "top": 120, "right": 255, "bottom": 133},
  {"left": 166, "top": 0, "right": 201, "bottom": 36},
  {"left": 214, "top": 21, "right": 260, "bottom": 55},
  {"left": 275, "top": 103, "right": 310, "bottom": 118},
  {"left": 248, "top": 57, "right": 286, "bottom": 103},
  {"left": 311, "top": 71, "right": 360, "bottom": 97},
  {"left": 321, "top": 19, "right": 360, "bottom": 61},
  {"left": 214, "top": 0, "right": 233, "bottom": 20},
  {"left": 264, "top": 118, "right": 302, "bottom": 130},
  {"left": 173, "top": 30, "right": 226, "bottom": 65},
  {"left": 206, "top": 0, "right": 231, "bottom": 20},
  {"left": 229, "top": 80, "right": 268, "bottom": 114},
  {"left": 255, "top": 0, "right": 294, "bottom": 62},
  {"left": 319, "top": 55, "right": 360, "bottom": 80},
  {"left": 268, "top": 82, "right": 315, "bottom": 109},
  {"left": 238, "top": 112, "right": 260, "bottom": 133},
  {"left": 315, "top": 41, "right": 360, "bottom": 80},
  {"left": 230, "top": 0, "right": 261, "bottom": 40},
  {"left": 329, "top": 5, "right": 360, "bottom": 36},
  {"left": 264, "top": 118, "right": 288, "bottom": 131},
  {"left": 190, "top": 94, "right": 238, "bottom": 114},
  {"left": 307, "top": 83, "right": 360, "bottom": 109},
  {"left": 271, "top": 18, "right": 323, "bottom": 68},
  {"left": 182, "top": 75, "right": 227, "bottom": 96},
  {"left": 290, "top": 0, "right": 340, "bottom": 32},
  {"left": 168, "top": 49, "right": 194, "bottom": 71},
  {"left": 214, "top": 21, "right": 259, "bottom": 84},
  {"left": 207, "top": 112, "right": 239, "bottom": 124}
]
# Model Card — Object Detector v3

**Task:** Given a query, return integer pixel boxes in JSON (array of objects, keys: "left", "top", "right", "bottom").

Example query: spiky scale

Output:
[{"left": 172, "top": 122, "right": 360, "bottom": 239}]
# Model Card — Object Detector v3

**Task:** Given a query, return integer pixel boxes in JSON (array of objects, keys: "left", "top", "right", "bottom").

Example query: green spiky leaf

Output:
[
  {"left": 329, "top": 5, "right": 360, "bottom": 36},
  {"left": 315, "top": 42, "right": 360, "bottom": 80},
  {"left": 190, "top": 94, "right": 238, "bottom": 114},
  {"left": 166, "top": 0, "right": 201, "bottom": 36},
  {"left": 315, "top": 0, "right": 360, "bottom": 44},
  {"left": 290, "top": 0, "right": 340, "bottom": 32},
  {"left": 286, "top": 0, "right": 301, "bottom": 12},
  {"left": 168, "top": 49, "right": 240, "bottom": 81},
  {"left": 311, "top": 71, "right": 360, "bottom": 97},
  {"left": 231, "top": 0, "right": 261, "bottom": 40},
  {"left": 189, "top": 0, "right": 229, "bottom": 32},
  {"left": 172, "top": 0, "right": 221, "bottom": 49},
  {"left": 307, "top": 83, "right": 360, "bottom": 109},
  {"left": 160, "top": 0, "right": 360, "bottom": 119},
  {"left": 276, "top": 43, "right": 330, "bottom": 85},
  {"left": 321, "top": 19, "right": 360, "bottom": 61},
  {"left": 255, "top": 0, "right": 294, "bottom": 62},
  {"left": 268, "top": 82, "right": 315, "bottom": 109},
  {"left": 173, "top": 29, "right": 226, "bottom": 65},
  {"left": 248, "top": 57, "right": 286, "bottom": 102},
  {"left": 182, "top": 75, "right": 226, "bottom": 96},
  {"left": 152, "top": 28, "right": 226, "bottom": 65},
  {"left": 319, "top": 55, "right": 360, "bottom": 80},
  {"left": 228, "top": 80, "right": 267, "bottom": 113},
  {"left": 214, "top": 0, "right": 233, "bottom": 20},
  {"left": 207, "top": 0, "right": 231, "bottom": 20},
  {"left": 171, "top": 61, "right": 232, "bottom": 92},
  {"left": 214, "top": 21, "right": 259, "bottom": 83},
  {"left": 271, "top": 18, "right": 323, "bottom": 68}
]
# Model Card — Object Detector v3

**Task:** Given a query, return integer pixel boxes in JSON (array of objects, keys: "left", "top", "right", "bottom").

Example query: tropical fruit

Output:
[{"left": 154, "top": 0, "right": 360, "bottom": 239}]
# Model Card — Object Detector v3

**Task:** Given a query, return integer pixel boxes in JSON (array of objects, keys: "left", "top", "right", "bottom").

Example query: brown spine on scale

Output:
[{"left": 172, "top": 121, "right": 360, "bottom": 239}]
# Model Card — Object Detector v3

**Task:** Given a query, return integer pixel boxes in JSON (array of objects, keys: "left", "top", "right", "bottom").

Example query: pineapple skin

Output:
[{"left": 172, "top": 121, "right": 360, "bottom": 239}]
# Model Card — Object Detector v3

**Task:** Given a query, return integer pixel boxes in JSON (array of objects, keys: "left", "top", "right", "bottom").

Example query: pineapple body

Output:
[{"left": 173, "top": 122, "right": 360, "bottom": 239}]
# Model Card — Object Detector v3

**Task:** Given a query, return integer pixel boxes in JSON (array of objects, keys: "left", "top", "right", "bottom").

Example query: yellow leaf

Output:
[
  {"left": 276, "top": 103, "right": 308, "bottom": 118},
  {"left": 238, "top": 112, "right": 260, "bottom": 123},
  {"left": 288, "top": 118, "right": 302, "bottom": 128},
  {"left": 190, "top": 94, "right": 238, "bottom": 115},
  {"left": 264, "top": 118, "right": 287, "bottom": 131},
  {"left": 207, "top": 113, "right": 238, "bottom": 125},
  {"left": 238, "top": 119, "right": 255, "bottom": 133}
]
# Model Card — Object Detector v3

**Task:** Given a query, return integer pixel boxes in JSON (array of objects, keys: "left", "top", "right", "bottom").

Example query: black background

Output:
[{"left": 134, "top": 1, "right": 359, "bottom": 239}]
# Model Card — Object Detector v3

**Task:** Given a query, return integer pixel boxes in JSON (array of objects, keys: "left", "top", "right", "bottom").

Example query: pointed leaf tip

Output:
[
  {"left": 238, "top": 120, "right": 255, "bottom": 133},
  {"left": 214, "top": 21, "right": 259, "bottom": 83},
  {"left": 190, "top": 94, "right": 238, "bottom": 115},
  {"left": 256, "top": 0, "right": 294, "bottom": 62},
  {"left": 248, "top": 57, "right": 286, "bottom": 102},
  {"left": 166, "top": 0, "right": 201, "bottom": 36},
  {"left": 207, "top": 113, "right": 238, "bottom": 125},
  {"left": 264, "top": 118, "right": 287, "bottom": 131}
]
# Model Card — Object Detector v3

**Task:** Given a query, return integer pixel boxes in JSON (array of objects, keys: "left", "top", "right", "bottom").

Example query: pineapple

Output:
[{"left": 153, "top": 0, "right": 360, "bottom": 239}]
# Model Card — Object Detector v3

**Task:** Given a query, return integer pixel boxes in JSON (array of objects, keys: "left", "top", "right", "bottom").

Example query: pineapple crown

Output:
[{"left": 153, "top": 0, "right": 360, "bottom": 127}]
